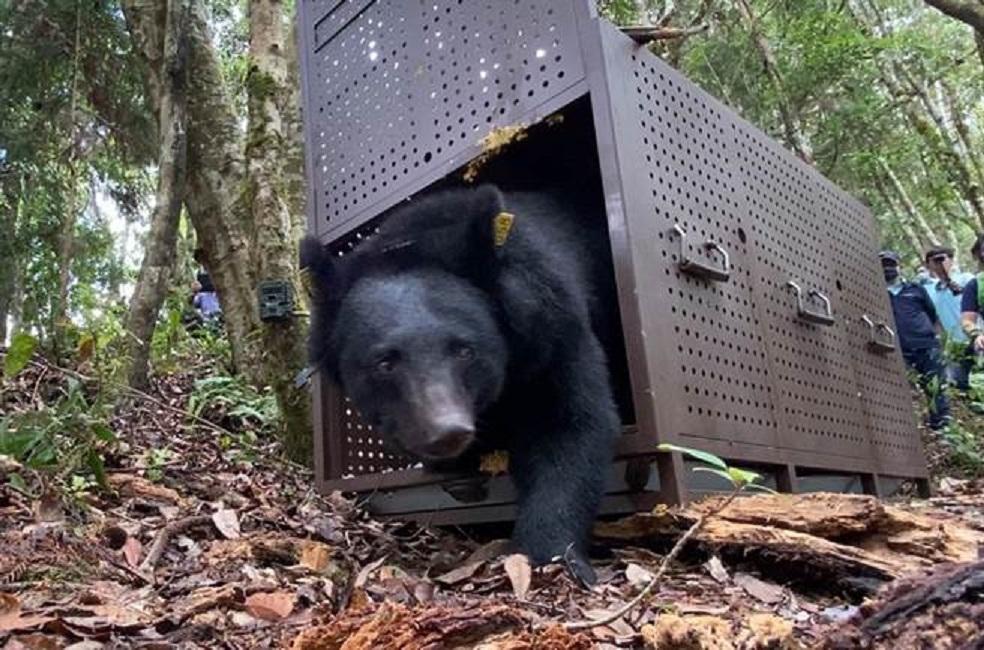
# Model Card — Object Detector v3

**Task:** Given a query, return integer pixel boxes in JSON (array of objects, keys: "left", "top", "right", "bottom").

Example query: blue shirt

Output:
[
  {"left": 926, "top": 272, "right": 974, "bottom": 343},
  {"left": 887, "top": 281, "right": 939, "bottom": 351},
  {"left": 193, "top": 291, "right": 222, "bottom": 317}
]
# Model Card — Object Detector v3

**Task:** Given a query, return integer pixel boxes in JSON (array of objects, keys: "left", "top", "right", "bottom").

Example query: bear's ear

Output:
[
  {"left": 366, "top": 184, "right": 506, "bottom": 281},
  {"left": 299, "top": 235, "right": 343, "bottom": 375}
]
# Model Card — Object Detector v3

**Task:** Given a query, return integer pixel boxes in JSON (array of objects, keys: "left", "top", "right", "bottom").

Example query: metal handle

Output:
[
  {"left": 672, "top": 224, "right": 731, "bottom": 282},
  {"left": 787, "top": 281, "right": 835, "bottom": 325},
  {"left": 861, "top": 315, "right": 896, "bottom": 353}
]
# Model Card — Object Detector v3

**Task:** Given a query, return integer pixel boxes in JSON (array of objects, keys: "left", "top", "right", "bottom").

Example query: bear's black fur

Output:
[{"left": 301, "top": 183, "right": 622, "bottom": 583}]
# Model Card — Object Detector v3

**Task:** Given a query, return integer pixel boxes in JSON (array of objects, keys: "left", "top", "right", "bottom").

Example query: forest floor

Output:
[{"left": 0, "top": 349, "right": 982, "bottom": 649}]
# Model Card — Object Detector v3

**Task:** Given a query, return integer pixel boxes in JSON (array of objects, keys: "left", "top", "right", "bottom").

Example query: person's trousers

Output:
[
  {"left": 946, "top": 343, "right": 980, "bottom": 391},
  {"left": 902, "top": 345, "right": 950, "bottom": 429}
]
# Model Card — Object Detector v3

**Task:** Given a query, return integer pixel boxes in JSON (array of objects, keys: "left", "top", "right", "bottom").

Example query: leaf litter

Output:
[{"left": 1, "top": 350, "right": 983, "bottom": 648}]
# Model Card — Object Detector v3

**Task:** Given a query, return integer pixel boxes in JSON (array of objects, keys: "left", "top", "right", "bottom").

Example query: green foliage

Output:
[
  {"left": 0, "top": 377, "right": 116, "bottom": 496},
  {"left": 4, "top": 332, "right": 38, "bottom": 377},
  {"left": 189, "top": 373, "right": 279, "bottom": 432},
  {"left": 939, "top": 421, "right": 983, "bottom": 471},
  {"left": 143, "top": 447, "right": 174, "bottom": 483},
  {"left": 658, "top": 443, "right": 776, "bottom": 492}
]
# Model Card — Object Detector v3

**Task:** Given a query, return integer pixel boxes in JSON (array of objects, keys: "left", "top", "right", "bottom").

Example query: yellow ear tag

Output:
[{"left": 493, "top": 211, "right": 515, "bottom": 248}]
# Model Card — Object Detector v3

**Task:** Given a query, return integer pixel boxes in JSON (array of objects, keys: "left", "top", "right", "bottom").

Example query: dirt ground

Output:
[{"left": 1, "top": 355, "right": 982, "bottom": 649}]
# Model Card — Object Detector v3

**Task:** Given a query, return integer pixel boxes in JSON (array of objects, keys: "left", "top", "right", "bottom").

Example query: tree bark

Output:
[
  {"left": 733, "top": 0, "right": 814, "bottom": 164},
  {"left": 872, "top": 174, "right": 928, "bottom": 256},
  {"left": 122, "top": 0, "right": 263, "bottom": 381},
  {"left": 53, "top": 3, "right": 85, "bottom": 351},
  {"left": 247, "top": 0, "right": 312, "bottom": 461},
  {"left": 123, "top": 0, "right": 312, "bottom": 462},
  {"left": 124, "top": 0, "right": 190, "bottom": 389},
  {"left": 923, "top": 0, "right": 984, "bottom": 33},
  {"left": 878, "top": 158, "right": 941, "bottom": 248}
]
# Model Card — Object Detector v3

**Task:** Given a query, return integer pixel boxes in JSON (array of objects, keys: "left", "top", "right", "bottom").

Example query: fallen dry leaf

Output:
[
  {"left": 211, "top": 509, "right": 241, "bottom": 540},
  {"left": 122, "top": 535, "right": 143, "bottom": 568},
  {"left": 625, "top": 562, "right": 655, "bottom": 588},
  {"left": 299, "top": 541, "right": 333, "bottom": 572},
  {"left": 3, "top": 633, "right": 63, "bottom": 649},
  {"left": 479, "top": 450, "right": 510, "bottom": 476},
  {"left": 0, "top": 593, "right": 54, "bottom": 633},
  {"left": 108, "top": 474, "right": 181, "bottom": 503},
  {"left": 503, "top": 554, "right": 531, "bottom": 600},
  {"left": 705, "top": 556, "right": 730, "bottom": 583},
  {"left": 354, "top": 556, "right": 387, "bottom": 589},
  {"left": 734, "top": 572, "right": 785, "bottom": 605},
  {"left": 245, "top": 591, "right": 296, "bottom": 622},
  {"left": 174, "top": 584, "right": 243, "bottom": 621},
  {"left": 434, "top": 559, "right": 484, "bottom": 586}
]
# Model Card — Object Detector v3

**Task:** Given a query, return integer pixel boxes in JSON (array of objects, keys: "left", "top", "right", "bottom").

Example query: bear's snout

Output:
[{"left": 411, "top": 379, "right": 476, "bottom": 459}]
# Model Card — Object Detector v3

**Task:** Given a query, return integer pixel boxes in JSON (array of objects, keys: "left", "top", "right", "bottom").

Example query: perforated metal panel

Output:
[
  {"left": 625, "top": 53, "right": 780, "bottom": 448},
  {"left": 299, "top": 0, "right": 587, "bottom": 240},
  {"left": 298, "top": 0, "right": 928, "bottom": 504}
]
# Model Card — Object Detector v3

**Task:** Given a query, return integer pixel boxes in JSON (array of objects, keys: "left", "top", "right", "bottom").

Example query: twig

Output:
[
  {"left": 138, "top": 514, "right": 212, "bottom": 576},
  {"left": 564, "top": 487, "right": 743, "bottom": 631},
  {"left": 621, "top": 23, "right": 709, "bottom": 44}
]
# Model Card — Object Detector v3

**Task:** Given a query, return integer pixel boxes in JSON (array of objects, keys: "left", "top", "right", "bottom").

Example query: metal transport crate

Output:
[{"left": 296, "top": 0, "right": 929, "bottom": 523}]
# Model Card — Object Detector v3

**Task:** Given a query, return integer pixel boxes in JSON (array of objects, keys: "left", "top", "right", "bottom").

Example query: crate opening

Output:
[
  {"left": 322, "top": 95, "right": 638, "bottom": 482},
  {"left": 407, "top": 95, "right": 633, "bottom": 424}
]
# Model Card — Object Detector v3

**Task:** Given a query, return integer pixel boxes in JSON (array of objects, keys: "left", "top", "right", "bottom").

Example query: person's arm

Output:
[
  {"left": 918, "top": 286, "right": 942, "bottom": 334},
  {"left": 961, "top": 280, "right": 984, "bottom": 351}
]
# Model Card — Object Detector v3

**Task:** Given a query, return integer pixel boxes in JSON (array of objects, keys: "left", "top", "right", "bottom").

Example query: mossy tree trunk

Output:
[
  {"left": 246, "top": 0, "right": 312, "bottom": 461},
  {"left": 122, "top": 0, "right": 312, "bottom": 462},
  {"left": 124, "top": 0, "right": 190, "bottom": 389}
]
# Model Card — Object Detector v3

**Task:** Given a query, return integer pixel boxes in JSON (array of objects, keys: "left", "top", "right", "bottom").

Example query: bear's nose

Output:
[{"left": 421, "top": 421, "right": 475, "bottom": 458}]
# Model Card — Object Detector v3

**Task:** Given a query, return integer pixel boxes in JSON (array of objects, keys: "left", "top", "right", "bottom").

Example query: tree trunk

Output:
[
  {"left": 122, "top": 0, "right": 263, "bottom": 381},
  {"left": 124, "top": 0, "right": 190, "bottom": 389},
  {"left": 923, "top": 0, "right": 984, "bottom": 28},
  {"left": 872, "top": 174, "right": 928, "bottom": 256},
  {"left": 123, "top": 0, "right": 313, "bottom": 462},
  {"left": 733, "top": 0, "right": 814, "bottom": 164},
  {"left": 878, "top": 159, "right": 941, "bottom": 248},
  {"left": 247, "top": 0, "right": 312, "bottom": 461}
]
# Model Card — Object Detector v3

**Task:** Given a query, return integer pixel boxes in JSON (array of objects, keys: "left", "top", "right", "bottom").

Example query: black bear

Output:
[{"left": 301, "top": 184, "right": 622, "bottom": 584}]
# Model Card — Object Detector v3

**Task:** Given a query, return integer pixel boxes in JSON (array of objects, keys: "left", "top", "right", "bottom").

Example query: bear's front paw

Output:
[{"left": 560, "top": 543, "right": 597, "bottom": 587}]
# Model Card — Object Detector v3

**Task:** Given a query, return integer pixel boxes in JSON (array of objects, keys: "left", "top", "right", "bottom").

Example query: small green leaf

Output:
[
  {"left": 727, "top": 467, "right": 762, "bottom": 486},
  {"left": 745, "top": 483, "right": 779, "bottom": 494},
  {"left": 8, "top": 472, "right": 30, "bottom": 495},
  {"left": 86, "top": 450, "right": 108, "bottom": 489},
  {"left": 92, "top": 424, "right": 116, "bottom": 443},
  {"left": 692, "top": 466, "right": 739, "bottom": 486},
  {"left": 658, "top": 443, "right": 728, "bottom": 470},
  {"left": 4, "top": 332, "right": 38, "bottom": 378}
]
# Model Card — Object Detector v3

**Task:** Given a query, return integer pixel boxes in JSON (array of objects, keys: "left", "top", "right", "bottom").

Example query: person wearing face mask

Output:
[
  {"left": 924, "top": 245, "right": 975, "bottom": 391},
  {"left": 881, "top": 250, "right": 950, "bottom": 430}
]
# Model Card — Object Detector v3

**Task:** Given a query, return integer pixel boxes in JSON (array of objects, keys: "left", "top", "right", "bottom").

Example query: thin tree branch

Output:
[
  {"left": 622, "top": 23, "right": 710, "bottom": 43},
  {"left": 565, "top": 487, "right": 743, "bottom": 631}
]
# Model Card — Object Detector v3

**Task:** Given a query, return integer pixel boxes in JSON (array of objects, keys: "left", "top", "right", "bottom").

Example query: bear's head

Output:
[{"left": 301, "top": 185, "right": 509, "bottom": 460}]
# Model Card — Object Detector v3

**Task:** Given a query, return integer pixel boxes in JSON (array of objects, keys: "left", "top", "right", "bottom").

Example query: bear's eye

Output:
[
  {"left": 373, "top": 352, "right": 400, "bottom": 374},
  {"left": 451, "top": 343, "right": 475, "bottom": 360}
]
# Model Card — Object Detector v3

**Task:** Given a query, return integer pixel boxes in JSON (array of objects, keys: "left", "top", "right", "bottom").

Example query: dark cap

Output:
[
  {"left": 924, "top": 245, "right": 954, "bottom": 262},
  {"left": 879, "top": 250, "right": 900, "bottom": 265}
]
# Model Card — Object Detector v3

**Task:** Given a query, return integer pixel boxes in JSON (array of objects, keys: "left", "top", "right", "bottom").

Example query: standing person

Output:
[
  {"left": 924, "top": 245, "right": 975, "bottom": 390},
  {"left": 881, "top": 251, "right": 951, "bottom": 430},
  {"left": 960, "top": 233, "right": 984, "bottom": 361},
  {"left": 192, "top": 271, "right": 223, "bottom": 327}
]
